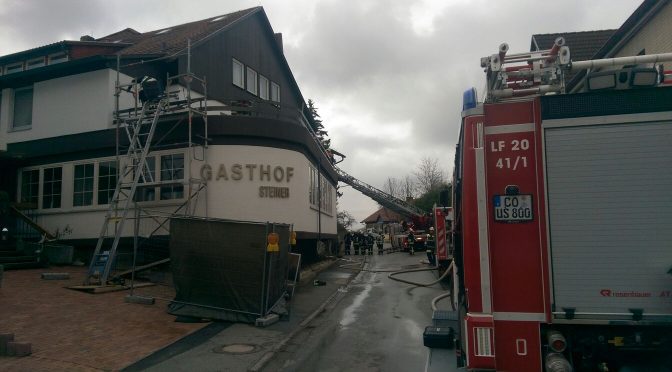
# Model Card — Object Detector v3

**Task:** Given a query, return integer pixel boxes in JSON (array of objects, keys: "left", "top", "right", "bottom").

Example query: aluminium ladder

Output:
[
  {"left": 335, "top": 167, "right": 425, "bottom": 218},
  {"left": 85, "top": 97, "right": 169, "bottom": 285}
]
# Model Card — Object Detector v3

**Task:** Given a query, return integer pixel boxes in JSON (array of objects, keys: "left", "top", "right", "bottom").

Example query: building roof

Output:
[
  {"left": 531, "top": 29, "right": 616, "bottom": 87},
  {"left": 531, "top": 0, "right": 668, "bottom": 92},
  {"left": 531, "top": 30, "right": 616, "bottom": 62},
  {"left": 98, "top": 7, "right": 260, "bottom": 56},
  {"left": 361, "top": 207, "right": 404, "bottom": 224}
]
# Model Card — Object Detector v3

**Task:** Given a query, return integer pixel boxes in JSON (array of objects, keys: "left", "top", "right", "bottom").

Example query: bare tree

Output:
[
  {"left": 337, "top": 210, "right": 356, "bottom": 230},
  {"left": 403, "top": 174, "right": 416, "bottom": 199},
  {"left": 414, "top": 157, "right": 445, "bottom": 194},
  {"left": 383, "top": 177, "right": 402, "bottom": 199}
]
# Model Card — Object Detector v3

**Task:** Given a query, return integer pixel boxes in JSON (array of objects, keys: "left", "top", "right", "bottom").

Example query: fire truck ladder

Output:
[
  {"left": 85, "top": 97, "right": 170, "bottom": 285},
  {"left": 335, "top": 167, "right": 424, "bottom": 218}
]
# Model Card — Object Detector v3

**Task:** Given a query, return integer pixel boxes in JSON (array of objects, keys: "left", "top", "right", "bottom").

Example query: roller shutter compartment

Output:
[{"left": 545, "top": 119, "right": 672, "bottom": 320}]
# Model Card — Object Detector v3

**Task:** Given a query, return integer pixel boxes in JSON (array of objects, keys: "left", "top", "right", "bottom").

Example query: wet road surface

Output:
[{"left": 264, "top": 248, "right": 459, "bottom": 372}]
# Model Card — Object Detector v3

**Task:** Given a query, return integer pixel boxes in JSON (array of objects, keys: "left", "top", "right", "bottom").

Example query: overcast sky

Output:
[{"left": 0, "top": 0, "right": 641, "bottom": 227}]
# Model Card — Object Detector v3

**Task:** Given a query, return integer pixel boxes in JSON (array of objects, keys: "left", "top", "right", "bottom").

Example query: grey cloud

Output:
[{"left": 0, "top": 0, "right": 642, "bottom": 224}]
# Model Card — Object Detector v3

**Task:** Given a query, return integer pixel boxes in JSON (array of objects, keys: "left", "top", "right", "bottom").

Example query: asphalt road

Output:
[{"left": 264, "top": 247, "right": 459, "bottom": 372}]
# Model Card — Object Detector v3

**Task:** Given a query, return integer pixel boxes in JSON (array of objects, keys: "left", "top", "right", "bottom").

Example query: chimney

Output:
[
  {"left": 80, "top": 35, "right": 95, "bottom": 41},
  {"left": 274, "top": 33, "right": 283, "bottom": 53}
]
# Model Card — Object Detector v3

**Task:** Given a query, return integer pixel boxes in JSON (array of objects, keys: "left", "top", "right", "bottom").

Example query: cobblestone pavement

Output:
[{"left": 0, "top": 266, "right": 206, "bottom": 371}]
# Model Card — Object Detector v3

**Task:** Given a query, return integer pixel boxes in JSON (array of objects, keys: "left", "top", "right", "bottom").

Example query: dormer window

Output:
[
  {"left": 5, "top": 63, "right": 23, "bottom": 74},
  {"left": 246, "top": 67, "right": 258, "bottom": 96},
  {"left": 26, "top": 57, "right": 46, "bottom": 70},
  {"left": 232, "top": 58, "right": 244, "bottom": 88},
  {"left": 48, "top": 53, "right": 68, "bottom": 65},
  {"left": 271, "top": 82, "right": 280, "bottom": 103}
]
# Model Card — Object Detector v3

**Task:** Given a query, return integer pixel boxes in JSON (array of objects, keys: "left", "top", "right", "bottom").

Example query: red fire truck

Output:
[{"left": 452, "top": 39, "right": 672, "bottom": 371}]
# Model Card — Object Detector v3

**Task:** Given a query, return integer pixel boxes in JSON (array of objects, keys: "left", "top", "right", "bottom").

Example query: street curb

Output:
[
  {"left": 297, "top": 257, "right": 339, "bottom": 287},
  {"left": 248, "top": 257, "right": 365, "bottom": 372}
]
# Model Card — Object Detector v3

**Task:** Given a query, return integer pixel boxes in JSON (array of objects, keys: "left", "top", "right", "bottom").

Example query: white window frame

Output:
[
  {"left": 232, "top": 58, "right": 244, "bottom": 88},
  {"left": 271, "top": 82, "right": 280, "bottom": 103},
  {"left": 12, "top": 86, "right": 34, "bottom": 130},
  {"left": 308, "top": 165, "right": 318, "bottom": 208},
  {"left": 135, "top": 156, "right": 157, "bottom": 202},
  {"left": 42, "top": 166, "right": 63, "bottom": 209},
  {"left": 246, "top": 67, "right": 258, "bottom": 96},
  {"left": 5, "top": 62, "right": 23, "bottom": 74},
  {"left": 20, "top": 169, "right": 40, "bottom": 207},
  {"left": 97, "top": 160, "right": 118, "bottom": 205},
  {"left": 259, "top": 75, "right": 269, "bottom": 100},
  {"left": 26, "top": 57, "right": 46, "bottom": 70},
  {"left": 159, "top": 153, "right": 185, "bottom": 201},
  {"left": 48, "top": 53, "right": 68, "bottom": 65},
  {"left": 73, "top": 163, "right": 95, "bottom": 207}
]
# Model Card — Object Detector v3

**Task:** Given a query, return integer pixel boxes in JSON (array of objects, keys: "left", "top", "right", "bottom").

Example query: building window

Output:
[
  {"left": 20, "top": 169, "right": 39, "bottom": 206},
  {"left": 43, "top": 167, "right": 62, "bottom": 209},
  {"left": 26, "top": 57, "right": 46, "bottom": 70},
  {"left": 246, "top": 67, "right": 258, "bottom": 95},
  {"left": 309, "top": 166, "right": 318, "bottom": 207},
  {"left": 5, "top": 63, "right": 23, "bottom": 74},
  {"left": 73, "top": 163, "right": 94, "bottom": 207},
  {"left": 271, "top": 82, "right": 280, "bottom": 103},
  {"left": 136, "top": 157, "right": 156, "bottom": 202},
  {"left": 13, "top": 86, "right": 33, "bottom": 129},
  {"left": 232, "top": 58, "right": 244, "bottom": 88},
  {"left": 160, "top": 154, "right": 184, "bottom": 200},
  {"left": 259, "top": 75, "right": 269, "bottom": 100},
  {"left": 48, "top": 53, "right": 68, "bottom": 65},
  {"left": 98, "top": 161, "right": 117, "bottom": 205},
  {"left": 308, "top": 165, "right": 333, "bottom": 214},
  {"left": 320, "top": 177, "right": 333, "bottom": 214}
]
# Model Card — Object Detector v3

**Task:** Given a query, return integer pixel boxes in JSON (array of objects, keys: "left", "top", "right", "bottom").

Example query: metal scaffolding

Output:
[{"left": 85, "top": 41, "right": 209, "bottom": 285}]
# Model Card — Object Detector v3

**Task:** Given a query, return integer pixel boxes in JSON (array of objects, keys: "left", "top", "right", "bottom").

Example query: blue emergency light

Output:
[{"left": 462, "top": 87, "right": 477, "bottom": 110}]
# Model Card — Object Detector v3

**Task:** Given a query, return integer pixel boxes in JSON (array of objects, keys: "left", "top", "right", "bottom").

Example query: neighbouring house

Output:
[
  {"left": 531, "top": 0, "right": 672, "bottom": 92},
  {"left": 0, "top": 7, "right": 336, "bottom": 262},
  {"left": 361, "top": 207, "right": 404, "bottom": 235}
]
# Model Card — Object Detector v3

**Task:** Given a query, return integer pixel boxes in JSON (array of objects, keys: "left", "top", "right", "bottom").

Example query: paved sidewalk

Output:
[
  {"left": 135, "top": 256, "right": 362, "bottom": 372},
  {"left": 0, "top": 256, "right": 363, "bottom": 372},
  {"left": 0, "top": 267, "right": 206, "bottom": 371}
]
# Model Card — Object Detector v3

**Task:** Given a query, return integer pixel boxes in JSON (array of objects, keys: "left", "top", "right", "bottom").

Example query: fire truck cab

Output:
[{"left": 452, "top": 40, "right": 672, "bottom": 372}]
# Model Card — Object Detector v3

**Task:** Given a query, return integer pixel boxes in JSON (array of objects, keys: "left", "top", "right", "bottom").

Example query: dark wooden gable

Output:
[{"left": 185, "top": 10, "right": 304, "bottom": 124}]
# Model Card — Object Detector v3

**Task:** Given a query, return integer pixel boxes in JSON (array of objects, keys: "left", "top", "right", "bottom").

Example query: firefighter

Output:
[
  {"left": 344, "top": 232, "right": 352, "bottom": 255},
  {"left": 376, "top": 234, "right": 384, "bottom": 254},
  {"left": 426, "top": 227, "right": 436, "bottom": 266},
  {"left": 364, "top": 233, "right": 373, "bottom": 255},
  {"left": 353, "top": 232, "right": 361, "bottom": 255},
  {"left": 407, "top": 230, "right": 415, "bottom": 255},
  {"left": 125, "top": 76, "right": 164, "bottom": 104}
]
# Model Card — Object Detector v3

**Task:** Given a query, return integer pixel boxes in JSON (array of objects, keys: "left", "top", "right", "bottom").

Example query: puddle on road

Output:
[
  {"left": 319, "top": 272, "right": 351, "bottom": 280},
  {"left": 401, "top": 318, "right": 423, "bottom": 343},
  {"left": 339, "top": 283, "right": 373, "bottom": 327}
]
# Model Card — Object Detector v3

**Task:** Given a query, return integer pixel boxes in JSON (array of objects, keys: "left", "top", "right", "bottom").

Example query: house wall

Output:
[
  {"left": 200, "top": 145, "right": 336, "bottom": 235},
  {"left": 614, "top": 1, "right": 672, "bottom": 58},
  {"left": 1, "top": 69, "right": 134, "bottom": 145},
  {"left": 15, "top": 144, "right": 336, "bottom": 241}
]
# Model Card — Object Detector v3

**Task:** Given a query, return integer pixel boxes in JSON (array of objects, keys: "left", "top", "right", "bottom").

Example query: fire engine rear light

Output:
[
  {"left": 587, "top": 72, "right": 616, "bottom": 91},
  {"left": 630, "top": 68, "right": 658, "bottom": 87},
  {"left": 545, "top": 352, "right": 573, "bottom": 372},
  {"left": 547, "top": 330, "right": 567, "bottom": 353},
  {"left": 474, "top": 327, "right": 494, "bottom": 356}
]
